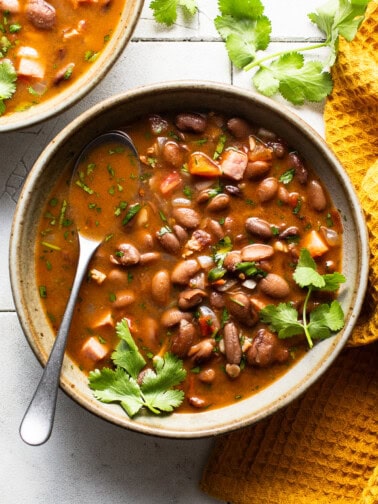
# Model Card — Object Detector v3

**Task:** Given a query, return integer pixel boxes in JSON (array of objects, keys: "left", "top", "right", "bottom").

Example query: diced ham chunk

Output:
[
  {"left": 92, "top": 310, "right": 114, "bottom": 329},
  {"left": 0, "top": 0, "right": 20, "bottom": 12},
  {"left": 221, "top": 149, "right": 248, "bottom": 181},
  {"left": 17, "top": 46, "right": 45, "bottom": 79},
  {"left": 80, "top": 337, "right": 108, "bottom": 363}
]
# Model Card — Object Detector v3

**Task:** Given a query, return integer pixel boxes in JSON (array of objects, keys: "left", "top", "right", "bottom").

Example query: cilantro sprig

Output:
[
  {"left": 150, "top": 0, "right": 370, "bottom": 105},
  {"left": 89, "top": 319, "right": 186, "bottom": 417},
  {"left": 260, "top": 248, "right": 346, "bottom": 348}
]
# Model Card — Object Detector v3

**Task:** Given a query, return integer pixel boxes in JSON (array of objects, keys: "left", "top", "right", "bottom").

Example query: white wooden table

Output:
[{"left": 1, "top": 2, "right": 327, "bottom": 502}]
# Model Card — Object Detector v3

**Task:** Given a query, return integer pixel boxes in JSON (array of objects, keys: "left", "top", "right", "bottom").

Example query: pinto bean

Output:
[
  {"left": 245, "top": 160, "right": 271, "bottom": 179},
  {"left": 162, "top": 141, "right": 185, "bottom": 168},
  {"left": 157, "top": 231, "right": 181, "bottom": 255},
  {"left": 246, "top": 328, "right": 289, "bottom": 367},
  {"left": 53, "top": 63, "right": 75, "bottom": 85},
  {"left": 140, "top": 317, "right": 159, "bottom": 347},
  {"left": 151, "top": 270, "right": 170, "bottom": 305},
  {"left": 277, "top": 185, "right": 290, "bottom": 203},
  {"left": 110, "top": 243, "right": 140, "bottom": 266},
  {"left": 112, "top": 289, "right": 135, "bottom": 308},
  {"left": 178, "top": 288, "right": 207, "bottom": 310},
  {"left": 245, "top": 217, "right": 273, "bottom": 240},
  {"left": 139, "top": 251, "right": 161, "bottom": 265},
  {"left": 170, "top": 320, "right": 196, "bottom": 358},
  {"left": 175, "top": 113, "right": 207, "bottom": 133},
  {"left": 308, "top": 180, "right": 327, "bottom": 211},
  {"left": 226, "top": 293, "right": 258, "bottom": 327},
  {"left": 268, "top": 141, "right": 287, "bottom": 158},
  {"left": 279, "top": 226, "right": 300, "bottom": 240},
  {"left": 227, "top": 117, "right": 252, "bottom": 138},
  {"left": 259, "top": 273, "right": 290, "bottom": 299},
  {"left": 205, "top": 218, "right": 225, "bottom": 239},
  {"left": 257, "top": 177, "right": 279, "bottom": 202},
  {"left": 171, "top": 259, "right": 200, "bottom": 285},
  {"left": 207, "top": 193, "right": 230, "bottom": 212},
  {"left": 161, "top": 308, "right": 192, "bottom": 327},
  {"left": 198, "top": 368, "right": 216, "bottom": 383},
  {"left": 225, "top": 363, "right": 241, "bottom": 379},
  {"left": 241, "top": 243, "right": 274, "bottom": 262},
  {"left": 225, "top": 184, "right": 242, "bottom": 198},
  {"left": 172, "top": 207, "right": 200, "bottom": 229},
  {"left": 223, "top": 322, "right": 242, "bottom": 365},
  {"left": 188, "top": 338, "right": 216, "bottom": 362},
  {"left": 188, "top": 396, "right": 208, "bottom": 408},
  {"left": 26, "top": 0, "right": 56, "bottom": 30},
  {"left": 196, "top": 189, "right": 211, "bottom": 204},
  {"left": 288, "top": 152, "right": 308, "bottom": 184},
  {"left": 149, "top": 114, "right": 169, "bottom": 135},
  {"left": 173, "top": 224, "right": 188, "bottom": 245},
  {"left": 209, "top": 291, "right": 225, "bottom": 310},
  {"left": 223, "top": 250, "right": 242, "bottom": 272}
]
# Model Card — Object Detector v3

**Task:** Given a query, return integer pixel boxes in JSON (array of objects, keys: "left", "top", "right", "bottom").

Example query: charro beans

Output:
[{"left": 37, "top": 109, "right": 343, "bottom": 413}]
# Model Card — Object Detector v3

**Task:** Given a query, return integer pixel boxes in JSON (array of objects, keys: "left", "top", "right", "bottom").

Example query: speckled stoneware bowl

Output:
[
  {"left": 9, "top": 82, "right": 370, "bottom": 438},
  {"left": 0, "top": 0, "right": 143, "bottom": 133}
]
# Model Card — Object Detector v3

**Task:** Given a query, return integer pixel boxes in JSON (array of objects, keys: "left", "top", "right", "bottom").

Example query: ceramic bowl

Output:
[
  {"left": 0, "top": 0, "right": 143, "bottom": 133},
  {"left": 9, "top": 81, "right": 370, "bottom": 438}
]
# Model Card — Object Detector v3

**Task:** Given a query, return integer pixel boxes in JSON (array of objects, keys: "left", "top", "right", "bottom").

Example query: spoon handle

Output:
[{"left": 19, "top": 234, "right": 100, "bottom": 446}]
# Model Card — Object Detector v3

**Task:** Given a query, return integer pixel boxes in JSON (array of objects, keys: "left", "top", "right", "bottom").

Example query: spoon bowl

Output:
[{"left": 19, "top": 130, "right": 140, "bottom": 446}]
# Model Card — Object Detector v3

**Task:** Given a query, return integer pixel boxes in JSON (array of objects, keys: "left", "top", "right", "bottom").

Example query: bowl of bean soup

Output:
[
  {"left": 10, "top": 81, "right": 369, "bottom": 438},
  {"left": 0, "top": 0, "right": 143, "bottom": 131}
]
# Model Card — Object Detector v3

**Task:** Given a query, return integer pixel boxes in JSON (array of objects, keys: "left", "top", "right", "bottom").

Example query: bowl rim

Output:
[
  {"left": 0, "top": 0, "right": 144, "bottom": 133},
  {"left": 9, "top": 80, "right": 371, "bottom": 438}
]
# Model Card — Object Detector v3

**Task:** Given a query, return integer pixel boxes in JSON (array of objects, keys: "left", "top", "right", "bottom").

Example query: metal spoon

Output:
[{"left": 19, "top": 130, "right": 140, "bottom": 446}]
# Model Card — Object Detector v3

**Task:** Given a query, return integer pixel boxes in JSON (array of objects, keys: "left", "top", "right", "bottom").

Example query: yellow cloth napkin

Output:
[{"left": 200, "top": 2, "right": 378, "bottom": 502}]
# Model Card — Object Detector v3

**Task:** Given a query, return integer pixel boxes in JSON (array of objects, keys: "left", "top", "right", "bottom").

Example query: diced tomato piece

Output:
[
  {"left": 80, "top": 337, "right": 108, "bottom": 363},
  {"left": 198, "top": 315, "right": 217, "bottom": 337},
  {"left": 160, "top": 171, "right": 182, "bottom": 195},
  {"left": 302, "top": 230, "right": 329, "bottom": 257},
  {"left": 188, "top": 152, "right": 222, "bottom": 177},
  {"left": 221, "top": 148, "right": 248, "bottom": 181}
]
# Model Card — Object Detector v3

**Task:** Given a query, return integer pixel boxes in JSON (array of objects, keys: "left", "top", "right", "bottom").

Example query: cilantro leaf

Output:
[
  {"left": 149, "top": 0, "right": 197, "bottom": 27},
  {"left": 215, "top": 15, "right": 271, "bottom": 69},
  {"left": 293, "top": 247, "right": 326, "bottom": 288},
  {"left": 318, "top": 272, "right": 346, "bottom": 291},
  {"left": 88, "top": 367, "right": 143, "bottom": 417},
  {"left": 308, "top": 0, "right": 369, "bottom": 65},
  {"left": 260, "top": 303, "right": 305, "bottom": 339},
  {"left": 89, "top": 319, "right": 186, "bottom": 417},
  {"left": 253, "top": 53, "right": 333, "bottom": 105},
  {"left": 111, "top": 319, "right": 146, "bottom": 379},
  {"left": 212, "top": 236, "right": 233, "bottom": 266},
  {"left": 308, "top": 300, "right": 345, "bottom": 339},
  {"left": 218, "top": 0, "right": 265, "bottom": 19},
  {"left": 0, "top": 60, "right": 17, "bottom": 115},
  {"left": 140, "top": 354, "right": 186, "bottom": 413}
]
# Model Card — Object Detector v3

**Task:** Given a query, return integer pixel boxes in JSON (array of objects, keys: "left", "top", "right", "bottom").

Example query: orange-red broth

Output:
[
  {"left": 1, "top": 0, "right": 125, "bottom": 115},
  {"left": 35, "top": 112, "right": 343, "bottom": 412}
]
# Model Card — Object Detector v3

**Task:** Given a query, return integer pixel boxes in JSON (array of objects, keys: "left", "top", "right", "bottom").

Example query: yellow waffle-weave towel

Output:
[
  {"left": 201, "top": 2, "right": 378, "bottom": 502},
  {"left": 324, "top": 0, "right": 378, "bottom": 346}
]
